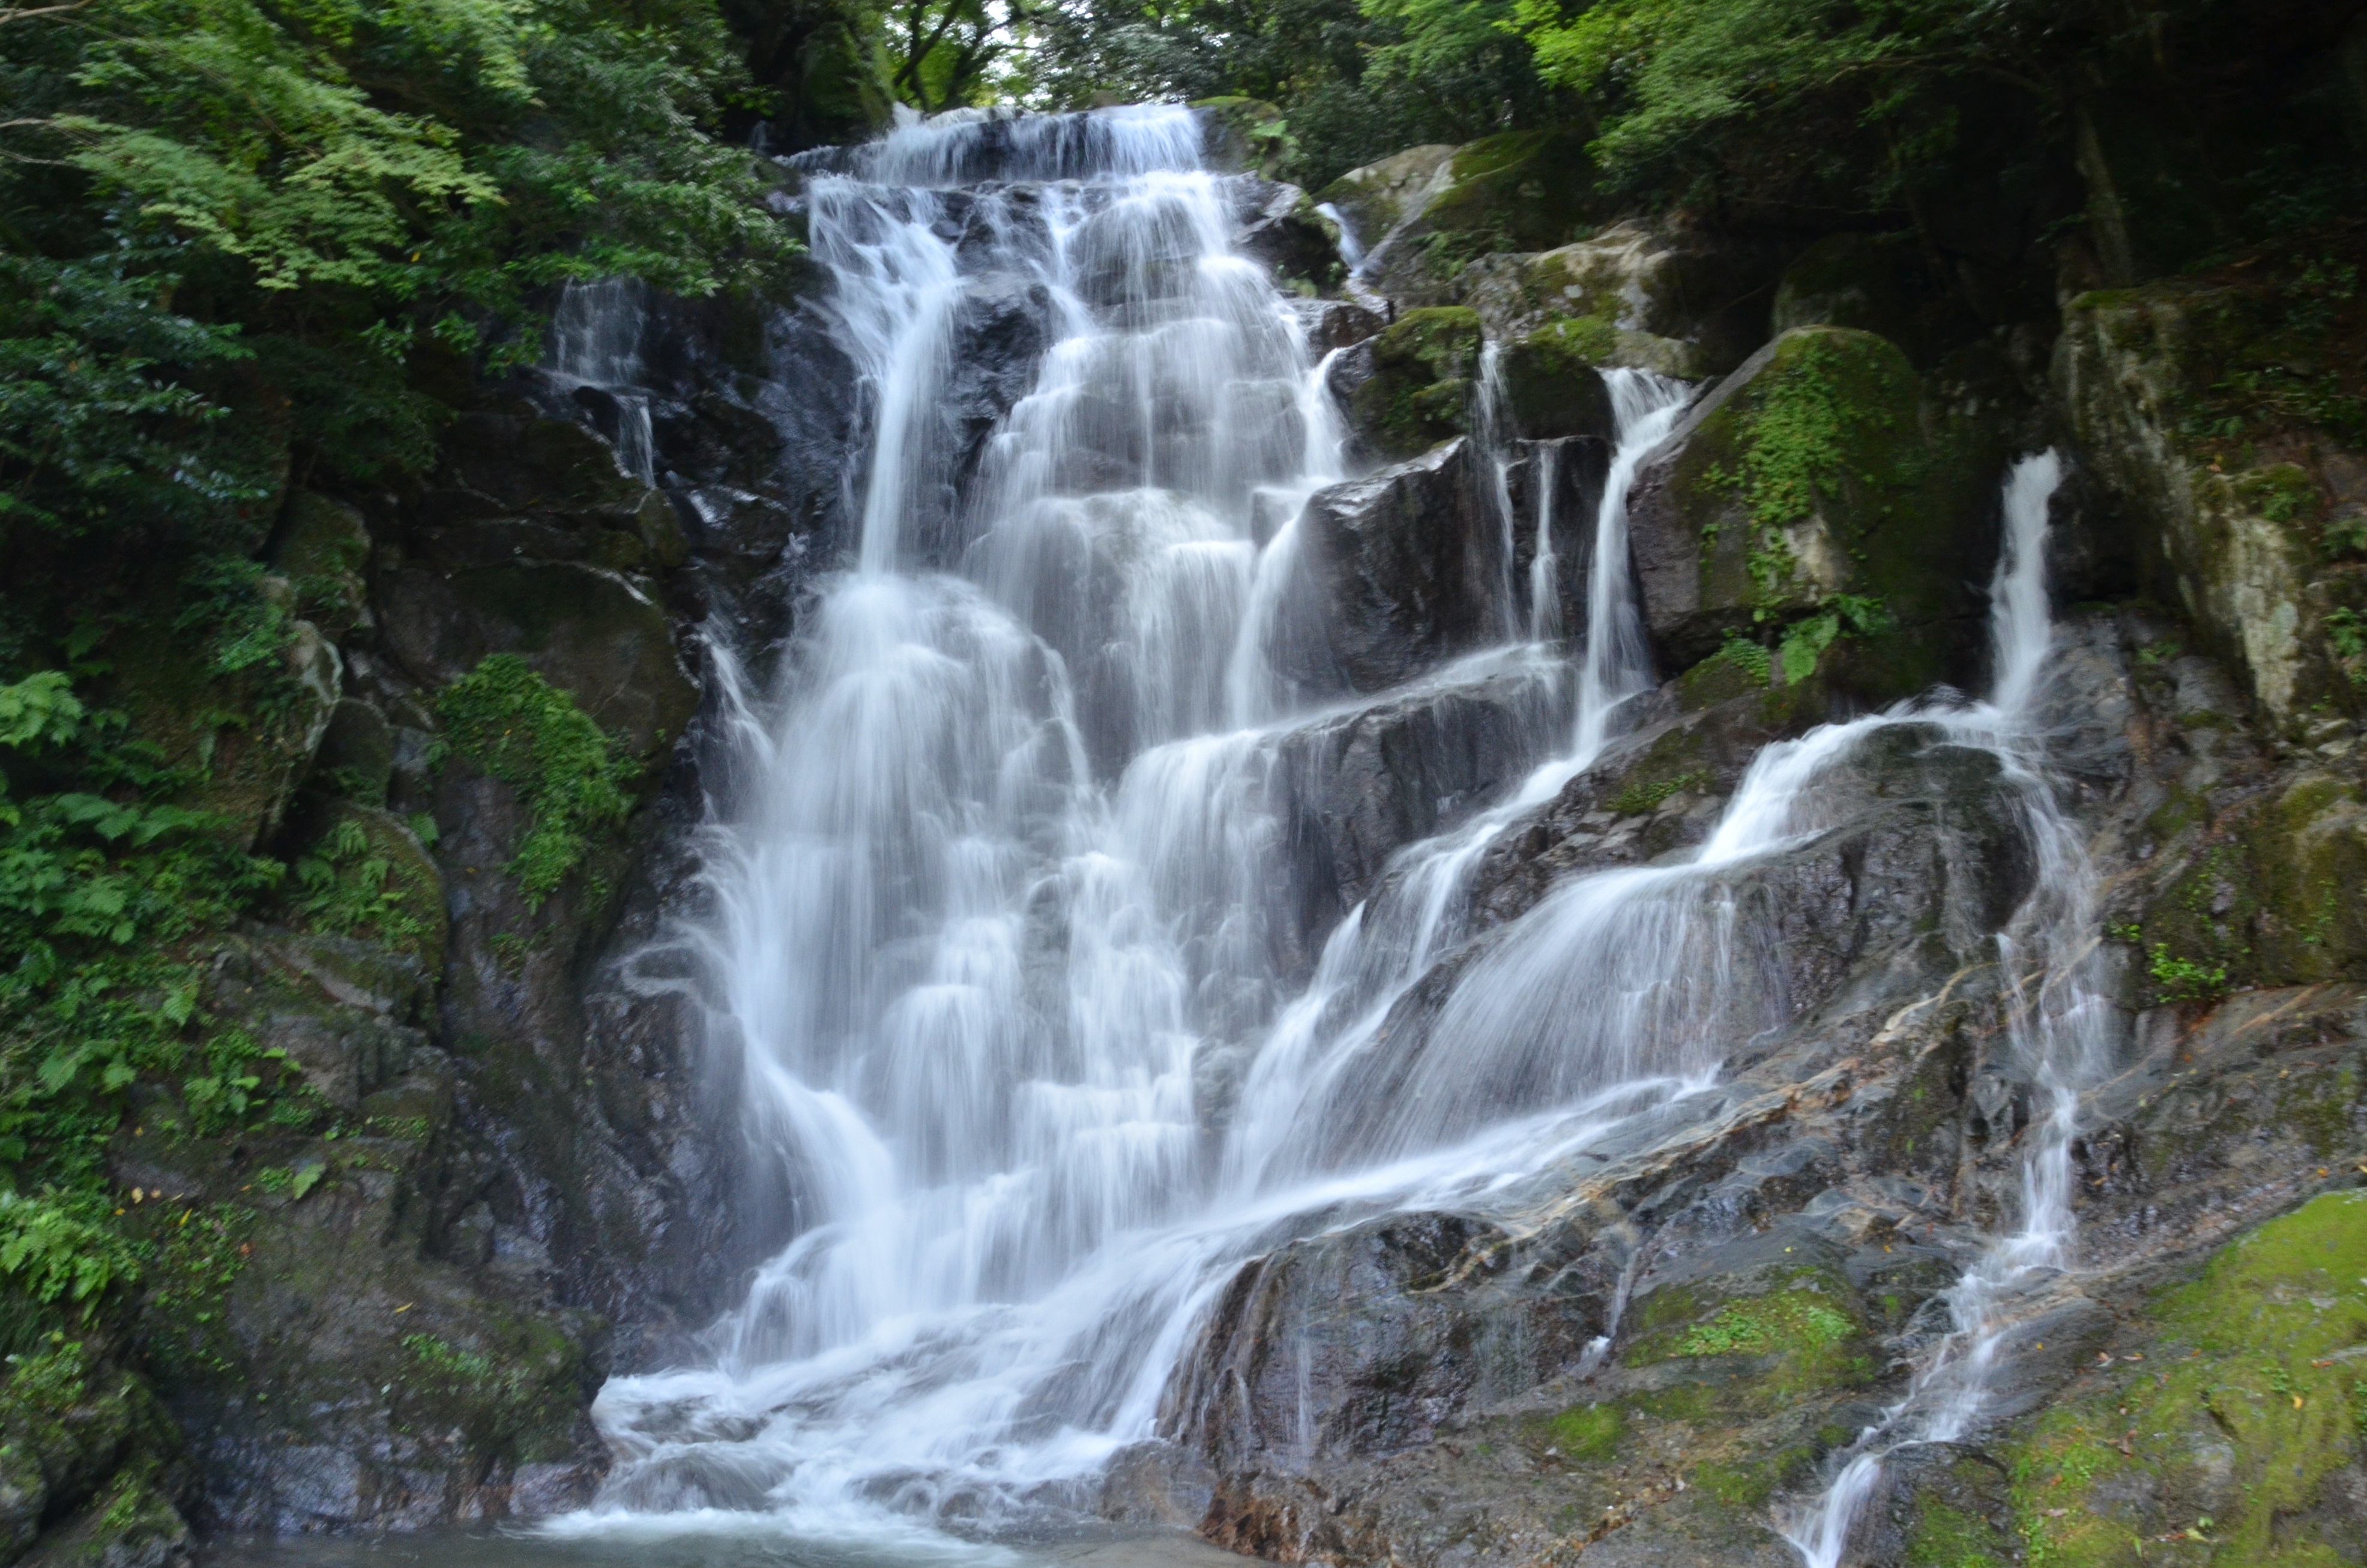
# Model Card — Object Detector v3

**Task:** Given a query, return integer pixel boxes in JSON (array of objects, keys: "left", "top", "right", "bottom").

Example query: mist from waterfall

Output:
[{"left": 567, "top": 106, "right": 2105, "bottom": 1563}]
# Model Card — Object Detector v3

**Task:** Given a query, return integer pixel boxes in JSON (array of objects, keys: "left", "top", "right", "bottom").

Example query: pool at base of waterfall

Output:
[{"left": 198, "top": 1524, "right": 1241, "bottom": 1568}]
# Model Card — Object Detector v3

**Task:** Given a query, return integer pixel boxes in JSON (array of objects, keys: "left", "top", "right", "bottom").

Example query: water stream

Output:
[{"left": 569, "top": 106, "right": 2105, "bottom": 1568}]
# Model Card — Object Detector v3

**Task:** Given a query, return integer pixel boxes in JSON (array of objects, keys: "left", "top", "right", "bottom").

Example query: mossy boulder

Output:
[
  {"left": 377, "top": 561, "right": 694, "bottom": 763},
  {"left": 1629, "top": 325, "right": 2003, "bottom": 702},
  {"left": 271, "top": 491, "right": 372, "bottom": 643},
  {"left": 2057, "top": 256, "right": 2367, "bottom": 728},
  {"left": 1497, "top": 319, "right": 1614, "bottom": 441},
  {"left": 106, "top": 587, "right": 342, "bottom": 852},
  {"left": 1313, "top": 143, "right": 1458, "bottom": 258},
  {"left": 2127, "top": 769, "right": 2367, "bottom": 997},
  {"left": 1367, "top": 131, "right": 1608, "bottom": 307},
  {"left": 2003, "top": 1190, "right": 2367, "bottom": 1566},
  {"left": 1343, "top": 307, "right": 1484, "bottom": 460}
]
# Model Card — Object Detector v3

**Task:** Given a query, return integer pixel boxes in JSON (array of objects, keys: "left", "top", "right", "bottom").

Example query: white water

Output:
[
  {"left": 550, "top": 277, "right": 659, "bottom": 486},
  {"left": 1778, "top": 448, "right": 2106, "bottom": 1567},
  {"left": 574, "top": 108, "right": 2099, "bottom": 1567}
]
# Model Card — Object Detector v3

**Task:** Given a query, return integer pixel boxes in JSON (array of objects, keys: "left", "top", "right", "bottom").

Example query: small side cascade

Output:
[
  {"left": 547, "top": 277, "right": 658, "bottom": 486},
  {"left": 1778, "top": 450, "right": 2114, "bottom": 1568}
]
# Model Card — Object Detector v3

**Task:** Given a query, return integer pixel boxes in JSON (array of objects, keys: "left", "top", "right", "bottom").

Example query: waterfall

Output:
[
  {"left": 548, "top": 277, "right": 658, "bottom": 486},
  {"left": 568, "top": 105, "right": 2097, "bottom": 1563},
  {"left": 1778, "top": 449, "right": 2103, "bottom": 1567}
]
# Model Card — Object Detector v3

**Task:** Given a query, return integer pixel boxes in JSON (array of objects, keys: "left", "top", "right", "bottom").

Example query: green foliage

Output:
[
  {"left": 2145, "top": 942, "right": 2226, "bottom": 1004},
  {"left": 404, "top": 1333, "right": 496, "bottom": 1384},
  {"left": 293, "top": 815, "right": 433, "bottom": 953},
  {"left": 0, "top": 668, "right": 285, "bottom": 1195},
  {"left": 2325, "top": 607, "right": 2367, "bottom": 689},
  {"left": 1024, "top": 0, "right": 1552, "bottom": 188},
  {"left": 0, "top": 1192, "right": 137, "bottom": 1316},
  {"left": 0, "top": 0, "right": 797, "bottom": 550},
  {"left": 436, "top": 655, "right": 635, "bottom": 908},
  {"left": 1776, "top": 593, "right": 1890, "bottom": 683},
  {"left": 1608, "top": 768, "right": 1706, "bottom": 816}
]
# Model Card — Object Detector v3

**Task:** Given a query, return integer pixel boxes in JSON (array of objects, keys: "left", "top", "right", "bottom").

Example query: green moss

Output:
[
  {"left": 1904, "top": 1501, "right": 2007, "bottom": 1567},
  {"left": 1348, "top": 307, "right": 1485, "bottom": 460},
  {"left": 2008, "top": 1191, "right": 2367, "bottom": 1566},
  {"left": 1538, "top": 1401, "right": 1623, "bottom": 1461},
  {"left": 1664, "top": 1292, "right": 1857, "bottom": 1358},
  {"left": 1626, "top": 1281, "right": 1875, "bottom": 1411},
  {"left": 435, "top": 654, "right": 636, "bottom": 909},
  {"left": 1663, "top": 326, "right": 1988, "bottom": 701},
  {"left": 1690, "top": 1449, "right": 1811, "bottom": 1509},
  {"left": 1398, "top": 130, "right": 1602, "bottom": 278}
]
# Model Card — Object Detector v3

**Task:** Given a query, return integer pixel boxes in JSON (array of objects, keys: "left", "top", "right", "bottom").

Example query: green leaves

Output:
[
  {"left": 0, "top": 674, "right": 84, "bottom": 753},
  {"left": 0, "top": 1191, "right": 137, "bottom": 1311}
]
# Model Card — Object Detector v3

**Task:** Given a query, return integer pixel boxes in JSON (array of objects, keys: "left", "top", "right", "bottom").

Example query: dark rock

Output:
[
  {"left": 1232, "top": 181, "right": 1343, "bottom": 291},
  {"left": 1268, "top": 439, "right": 1509, "bottom": 695},
  {"left": 377, "top": 561, "right": 696, "bottom": 761},
  {"left": 1342, "top": 307, "right": 1483, "bottom": 462}
]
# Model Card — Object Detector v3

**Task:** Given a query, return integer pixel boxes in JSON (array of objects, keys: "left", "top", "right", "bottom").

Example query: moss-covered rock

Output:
[
  {"left": 1497, "top": 320, "right": 1614, "bottom": 441},
  {"left": 106, "top": 586, "right": 342, "bottom": 852},
  {"left": 2004, "top": 1190, "right": 2367, "bottom": 1566},
  {"left": 376, "top": 561, "right": 694, "bottom": 764},
  {"left": 1629, "top": 325, "right": 2003, "bottom": 701},
  {"left": 2056, "top": 248, "right": 2367, "bottom": 728},
  {"left": 1367, "top": 131, "right": 1608, "bottom": 308},
  {"left": 1313, "top": 144, "right": 1458, "bottom": 258},
  {"left": 2127, "top": 769, "right": 2367, "bottom": 997},
  {"left": 270, "top": 492, "right": 372, "bottom": 645},
  {"left": 1343, "top": 307, "right": 1484, "bottom": 460}
]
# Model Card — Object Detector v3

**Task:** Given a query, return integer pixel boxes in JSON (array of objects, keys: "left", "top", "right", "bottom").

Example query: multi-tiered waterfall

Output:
[{"left": 571, "top": 105, "right": 2105, "bottom": 1568}]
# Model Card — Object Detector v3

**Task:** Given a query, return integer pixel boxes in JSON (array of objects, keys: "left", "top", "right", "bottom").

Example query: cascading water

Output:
[
  {"left": 1777, "top": 449, "right": 2107, "bottom": 1568},
  {"left": 549, "top": 277, "right": 660, "bottom": 486},
  {"left": 572, "top": 104, "right": 2102, "bottom": 1568}
]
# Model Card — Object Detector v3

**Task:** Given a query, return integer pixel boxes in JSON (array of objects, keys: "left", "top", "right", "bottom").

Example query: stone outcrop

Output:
[
  {"left": 2057, "top": 266, "right": 2367, "bottom": 731},
  {"left": 1627, "top": 325, "right": 2004, "bottom": 698}
]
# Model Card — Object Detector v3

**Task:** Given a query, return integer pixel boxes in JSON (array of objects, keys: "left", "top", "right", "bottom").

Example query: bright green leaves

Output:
[
  {"left": 0, "top": 673, "right": 83, "bottom": 754},
  {"left": 0, "top": 1192, "right": 137, "bottom": 1312},
  {"left": 436, "top": 654, "right": 635, "bottom": 908}
]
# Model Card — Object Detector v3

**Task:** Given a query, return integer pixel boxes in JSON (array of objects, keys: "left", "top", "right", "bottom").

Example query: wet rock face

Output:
[
  {"left": 1160, "top": 597, "right": 2367, "bottom": 1568},
  {"left": 2056, "top": 274, "right": 2367, "bottom": 730},
  {"left": 1270, "top": 439, "right": 1509, "bottom": 695}
]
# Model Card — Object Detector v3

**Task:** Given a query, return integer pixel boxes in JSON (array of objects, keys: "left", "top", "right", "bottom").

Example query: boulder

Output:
[
  {"left": 1495, "top": 324, "right": 1614, "bottom": 441},
  {"left": 2057, "top": 269, "right": 2367, "bottom": 728},
  {"left": 1233, "top": 181, "right": 1345, "bottom": 292},
  {"left": 1627, "top": 325, "right": 2002, "bottom": 699},
  {"left": 1270, "top": 438, "right": 1508, "bottom": 694},
  {"left": 1339, "top": 306, "right": 1484, "bottom": 462},
  {"left": 1313, "top": 144, "right": 1458, "bottom": 261},
  {"left": 271, "top": 492, "right": 373, "bottom": 641},
  {"left": 1361, "top": 131, "right": 1608, "bottom": 310}
]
